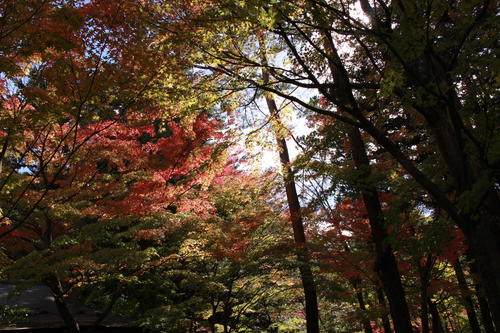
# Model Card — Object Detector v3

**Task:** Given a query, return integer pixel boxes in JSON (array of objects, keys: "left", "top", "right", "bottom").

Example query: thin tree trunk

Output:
[
  {"left": 353, "top": 281, "right": 374, "bottom": 333},
  {"left": 441, "top": 304, "right": 457, "bottom": 333},
  {"left": 84, "top": 286, "right": 121, "bottom": 333},
  {"left": 428, "top": 300, "right": 443, "bottom": 333},
  {"left": 417, "top": 257, "right": 431, "bottom": 333},
  {"left": 376, "top": 287, "right": 392, "bottom": 333},
  {"left": 468, "top": 253, "right": 496, "bottom": 333},
  {"left": 358, "top": 292, "right": 374, "bottom": 333},
  {"left": 453, "top": 258, "right": 481, "bottom": 333},
  {"left": 210, "top": 304, "right": 217, "bottom": 333},
  {"left": 259, "top": 33, "right": 320, "bottom": 333},
  {"left": 47, "top": 277, "right": 80, "bottom": 333},
  {"left": 264, "top": 95, "right": 320, "bottom": 333}
]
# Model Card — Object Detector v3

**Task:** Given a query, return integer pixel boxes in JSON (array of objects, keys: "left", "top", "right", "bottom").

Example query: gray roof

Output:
[{"left": 0, "top": 281, "right": 130, "bottom": 329}]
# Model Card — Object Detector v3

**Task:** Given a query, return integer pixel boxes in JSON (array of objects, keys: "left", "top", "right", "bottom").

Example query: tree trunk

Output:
[
  {"left": 47, "top": 277, "right": 80, "bottom": 333},
  {"left": 266, "top": 97, "right": 319, "bottom": 333},
  {"left": 453, "top": 259, "right": 481, "bottom": 333},
  {"left": 353, "top": 281, "right": 374, "bottom": 333},
  {"left": 315, "top": 28, "right": 413, "bottom": 333},
  {"left": 348, "top": 128, "right": 413, "bottom": 333},
  {"left": 444, "top": 310, "right": 456, "bottom": 333},
  {"left": 476, "top": 292, "right": 496, "bottom": 333},
  {"left": 417, "top": 260, "right": 430, "bottom": 333},
  {"left": 427, "top": 114, "right": 500, "bottom": 330},
  {"left": 468, "top": 252, "right": 497, "bottom": 333},
  {"left": 428, "top": 300, "right": 443, "bottom": 333},
  {"left": 376, "top": 287, "right": 392, "bottom": 333},
  {"left": 467, "top": 218, "right": 500, "bottom": 331},
  {"left": 264, "top": 94, "right": 320, "bottom": 333},
  {"left": 259, "top": 35, "right": 320, "bottom": 333}
]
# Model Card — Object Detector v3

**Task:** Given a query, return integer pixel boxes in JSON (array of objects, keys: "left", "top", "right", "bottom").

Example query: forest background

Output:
[{"left": 0, "top": 0, "right": 498, "bottom": 332}]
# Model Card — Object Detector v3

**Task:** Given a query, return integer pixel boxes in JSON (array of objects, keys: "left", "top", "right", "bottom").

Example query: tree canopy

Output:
[{"left": 0, "top": 1, "right": 498, "bottom": 332}]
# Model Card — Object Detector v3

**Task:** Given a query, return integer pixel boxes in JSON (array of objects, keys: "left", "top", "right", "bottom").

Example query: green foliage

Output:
[
  {"left": 0, "top": 305, "right": 31, "bottom": 327},
  {"left": 0, "top": 1, "right": 497, "bottom": 332}
]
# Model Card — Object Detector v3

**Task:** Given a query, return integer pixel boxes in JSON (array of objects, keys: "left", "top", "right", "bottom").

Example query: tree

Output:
[
  {"left": 259, "top": 33, "right": 320, "bottom": 333},
  {"left": 0, "top": 0, "right": 221, "bottom": 239},
  {"left": 0, "top": 2, "right": 234, "bottom": 331},
  {"left": 1, "top": 106, "right": 228, "bottom": 330},
  {"left": 75, "top": 173, "right": 301, "bottom": 333}
]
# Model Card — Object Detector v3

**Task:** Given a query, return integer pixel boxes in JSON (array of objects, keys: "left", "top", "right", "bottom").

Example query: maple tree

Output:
[
  {"left": 0, "top": 1, "right": 232, "bottom": 331},
  {"left": 1, "top": 80, "right": 230, "bottom": 332},
  {"left": 0, "top": 0, "right": 226, "bottom": 239},
  {"left": 119, "top": 173, "right": 300, "bottom": 333}
]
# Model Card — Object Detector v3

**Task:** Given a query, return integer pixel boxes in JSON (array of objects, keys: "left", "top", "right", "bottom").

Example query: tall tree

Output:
[{"left": 259, "top": 34, "right": 320, "bottom": 333}]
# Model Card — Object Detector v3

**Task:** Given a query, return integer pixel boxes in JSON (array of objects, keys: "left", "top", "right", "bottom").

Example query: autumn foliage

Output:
[{"left": 1, "top": 1, "right": 499, "bottom": 333}]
